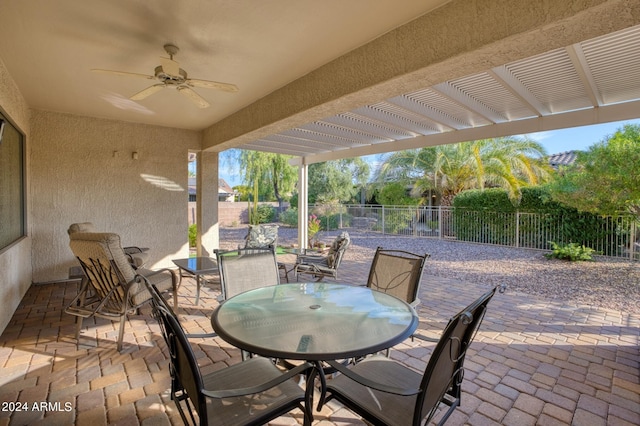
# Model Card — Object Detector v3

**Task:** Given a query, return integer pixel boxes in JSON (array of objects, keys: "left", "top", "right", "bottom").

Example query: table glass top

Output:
[
  {"left": 172, "top": 257, "right": 218, "bottom": 273},
  {"left": 211, "top": 283, "right": 418, "bottom": 360}
]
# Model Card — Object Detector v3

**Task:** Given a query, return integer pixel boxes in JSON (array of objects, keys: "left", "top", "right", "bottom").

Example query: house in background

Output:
[{"left": 188, "top": 178, "right": 237, "bottom": 202}]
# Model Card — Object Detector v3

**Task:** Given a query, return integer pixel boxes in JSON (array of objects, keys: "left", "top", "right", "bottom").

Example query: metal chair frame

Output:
[
  {"left": 323, "top": 285, "right": 504, "bottom": 426},
  {"left": 65, "top": 231, "right": 177, "bottom": 352},
  {"left": 144, "top": 279, "right": 314, "bottom": 426}
]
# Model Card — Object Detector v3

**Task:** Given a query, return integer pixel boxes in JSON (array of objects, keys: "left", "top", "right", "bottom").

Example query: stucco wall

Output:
[
  {"left": 29, "top": 110, "right": 201, "bottom": 282},
  {"left": 0, "top": 56, "right": 32, "bottom": 334}
]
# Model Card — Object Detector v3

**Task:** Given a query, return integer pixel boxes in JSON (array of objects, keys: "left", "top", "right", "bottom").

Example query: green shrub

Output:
[
  {"left": 318, "top": 212, "right": 352, "bottom": 230},
  {"left": 279, "top": 208, "right": 298, "bottom": 227},
  {"left": 452, "top": 187, "right": 632, "bottom": 255},
  {"left": 188, "top": 224, "right": 197, "bottom": 247},
  {"left": 249, "top": 204, "right": 275, "bottom": 224},
  {"left": 544, "top": 241, "right": 597, "bottom": 261}
]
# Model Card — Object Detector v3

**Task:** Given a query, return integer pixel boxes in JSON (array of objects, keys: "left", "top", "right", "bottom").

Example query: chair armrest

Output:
[
  {"left": 186, "top": 332, "right": 218, "bottom": 339},
  {"left": 201, "top": 361, "right": 313, "bottom": 399},
  {"left": 123, "top": 246, "right": 145, "bottom": 254},
  {"left": 138, "top": 268, "right": 178, "bottom": 285},
  {"left": 411, "top": 333, "right": 439, "bottom": 343},
  {"left": 324, "top": 360, "right": 421, "bottom": 396},
  {"left": 296, "top": 254, "right": 328, "bottom": 265}
]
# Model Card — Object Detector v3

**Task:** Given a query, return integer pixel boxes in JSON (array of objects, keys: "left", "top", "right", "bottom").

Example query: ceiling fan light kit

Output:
[{"left": 92, "top": 43, "right": 238, "bottom": 108}]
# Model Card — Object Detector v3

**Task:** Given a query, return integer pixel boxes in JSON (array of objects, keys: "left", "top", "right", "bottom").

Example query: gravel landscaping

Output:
[{"left": 221, "top": 226, "right": 640, "bottom": 314}]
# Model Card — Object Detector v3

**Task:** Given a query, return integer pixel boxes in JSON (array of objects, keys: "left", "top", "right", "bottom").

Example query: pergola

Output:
[{"left": 217, "top": 20, "right": 640, "bottom": 248}]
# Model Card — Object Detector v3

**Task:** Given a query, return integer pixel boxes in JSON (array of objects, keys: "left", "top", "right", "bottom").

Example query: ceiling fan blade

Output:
[
  {"left": 187, "top": 78, "right": 239, "bottom": 93},
  {"left": 177, "top": 86, "right": 210, "bottom": 108},
  {"left": 130, "top": 84, "right": 165, "bottom": 100},
  {"left": 160, "top": 57, "right": 180, "bottom": 76},
  {"left": 91, "top": 69, "right": 155, "bottom": 80}
]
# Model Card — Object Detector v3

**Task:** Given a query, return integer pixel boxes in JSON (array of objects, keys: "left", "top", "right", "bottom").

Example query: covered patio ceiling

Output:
[
  {"left": 2, "top": 1, "right": 639, "bottom": 164},
  {"left": 241, "top": 24, "right": 640, "bottom": 164}
]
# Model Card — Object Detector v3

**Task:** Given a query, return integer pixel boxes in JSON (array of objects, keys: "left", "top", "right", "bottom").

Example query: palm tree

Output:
[{"left": 376, "top": 137, "right": 551, "bottom": 206}]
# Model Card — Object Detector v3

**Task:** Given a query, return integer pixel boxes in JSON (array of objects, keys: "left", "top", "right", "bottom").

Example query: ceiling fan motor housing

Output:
[{"left": 154, "top": 65, "right": 187, "bottom": 85}]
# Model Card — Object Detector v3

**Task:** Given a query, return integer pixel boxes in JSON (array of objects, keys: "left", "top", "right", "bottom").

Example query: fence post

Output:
[
  {"left": 630, "top": 220, "right": 637, "bottom": 260},
  {"left": 516, "top": 211, "right": 520, "bottom": 248},
  {"left": 380, "top": 206, "right": 385, "bottom": 235},
  {"left": 438, "top": 206, "right": 442, "bottom": 240}
]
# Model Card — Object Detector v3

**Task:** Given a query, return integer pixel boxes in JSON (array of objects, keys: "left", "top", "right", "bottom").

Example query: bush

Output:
[
  {"left": 318, "top": 212, "right": 352, "bottom": 230},
  {"left": 452, "top": 187, "right": 632, "bottom": 254},
  {"left": 279, "top": 208, "right": 298, "bottom": 227},
  {"left": 545, "top": 241, "right": 597, "bottom": 261},
  {"left": 250, "top": 204, "right": 275, "bottom": 224},
  {"left": 188, "top": 224, "right": 197, "bottom": 247}
]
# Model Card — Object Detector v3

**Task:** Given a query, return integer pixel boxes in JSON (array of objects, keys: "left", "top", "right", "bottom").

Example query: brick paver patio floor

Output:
[{"left": 1, "top": 255, "right": 638, "bottom": 425}]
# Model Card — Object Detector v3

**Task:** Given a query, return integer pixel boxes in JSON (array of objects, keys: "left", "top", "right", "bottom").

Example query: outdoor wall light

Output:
[
  {"left": 0, "top": 119, "right": 5, "bottom": 145},
  {"left": 132, "top": 151, "right": 139, "bottom": 160}
]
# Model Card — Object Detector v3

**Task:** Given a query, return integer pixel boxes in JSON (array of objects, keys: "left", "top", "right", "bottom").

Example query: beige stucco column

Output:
[{"left": 196, "top": 150, "right": 219, "bottom": 256}]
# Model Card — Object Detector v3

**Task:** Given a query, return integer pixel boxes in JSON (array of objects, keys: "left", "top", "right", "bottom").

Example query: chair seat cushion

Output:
[
  {"left": 296, "top": 263, "right": 334, "bottom": 275},
  {"left": 130, "top": 269, "right": 175, "bottom": 305}
]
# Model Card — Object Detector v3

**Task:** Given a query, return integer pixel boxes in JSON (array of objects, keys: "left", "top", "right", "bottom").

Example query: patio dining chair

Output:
[
  {"left": 367, "top": 246, "right": 430, "bottom": 309},
  {"left": 294, "top": 231, "right": 350, "bottom": 282},
  {"left": 144, "top": 279, "right": 314, "bottom": 426},
  {"left": 65, "top": 231, "right": 177, "bottom": 352},
  {"left": 215, "top": 246, "right": 280, "bottom": 301},
  {"left": 322, "top": 284, "right": 503, "bottom": 426},
  {"left": 215, "top": 246, "right": 281, "bottom": 360},
  {"left": 363, "top": 246, "right": 430, "bottom": 358}
]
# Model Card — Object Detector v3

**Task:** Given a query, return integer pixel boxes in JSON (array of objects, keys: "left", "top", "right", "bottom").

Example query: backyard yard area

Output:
[{"left": 221, "top": 225, "right": 640, "bottom": 314}]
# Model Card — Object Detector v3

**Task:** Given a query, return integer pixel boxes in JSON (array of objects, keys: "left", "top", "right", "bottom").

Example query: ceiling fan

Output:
[{"left": 92, "top": 44, "right": 239, "bottom": 108}]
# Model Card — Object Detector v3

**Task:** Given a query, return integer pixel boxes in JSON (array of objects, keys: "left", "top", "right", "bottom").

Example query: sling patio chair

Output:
[
  {"left": 362, "top": 246, "right": 430, "bottom": 357},
  {"left": 65, "top": 231, "right": 177, "bottom": 352},
  {"left": 294, "top": 231, "right": 350, "bottom": 282},
  {"left": 322, "top": 284, "right": 504, "bottom": 426},
  {"left": 143, "top": 279, "right": 314, "bottom": 426},
  {"left": 215, "top": 246, "right": 280, "bottom": 301},
  {"left": 367, "top": 246, "right": 430, "bottom": 309},
  {"left": 215, "top": 246, "right": 281, "bottom": 360}
]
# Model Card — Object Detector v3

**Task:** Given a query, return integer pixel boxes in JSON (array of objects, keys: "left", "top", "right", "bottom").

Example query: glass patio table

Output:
[
  {"left": 211, "top": 282, "right": 419, "bottom": 410},
  {"left": 172, "top": 257, "right": 218, "bottom": 305}
]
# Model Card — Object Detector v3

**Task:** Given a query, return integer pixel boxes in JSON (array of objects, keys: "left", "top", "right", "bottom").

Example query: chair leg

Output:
[
  {"left": 117, "top": 315, "right": 127, "bottom": 352},
  {"left": 74, "top": 316, "right": 83, "bottom": 340}
]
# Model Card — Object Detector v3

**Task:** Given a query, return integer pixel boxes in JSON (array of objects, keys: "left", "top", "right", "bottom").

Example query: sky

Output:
[
  {"left": 523, "top": 118, "right": 640, "bottom": 154},
  {"left": 217, "top": 118, "right": 640, "bottom": 187}
]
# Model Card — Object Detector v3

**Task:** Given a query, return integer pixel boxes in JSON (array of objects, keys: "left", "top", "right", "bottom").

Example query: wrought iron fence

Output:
[{"left": 308, "top": 204, "right": 639, "bottom": 260}]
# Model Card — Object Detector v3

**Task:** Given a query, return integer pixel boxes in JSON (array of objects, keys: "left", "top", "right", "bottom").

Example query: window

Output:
[{"left": 0, "top": 112, "right": 25, "bottom": 250}]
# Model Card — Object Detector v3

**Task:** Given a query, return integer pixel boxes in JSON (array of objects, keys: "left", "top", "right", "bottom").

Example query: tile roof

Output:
[{"left": 547, "top": 150, "right": 578, "bottom": 169}]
